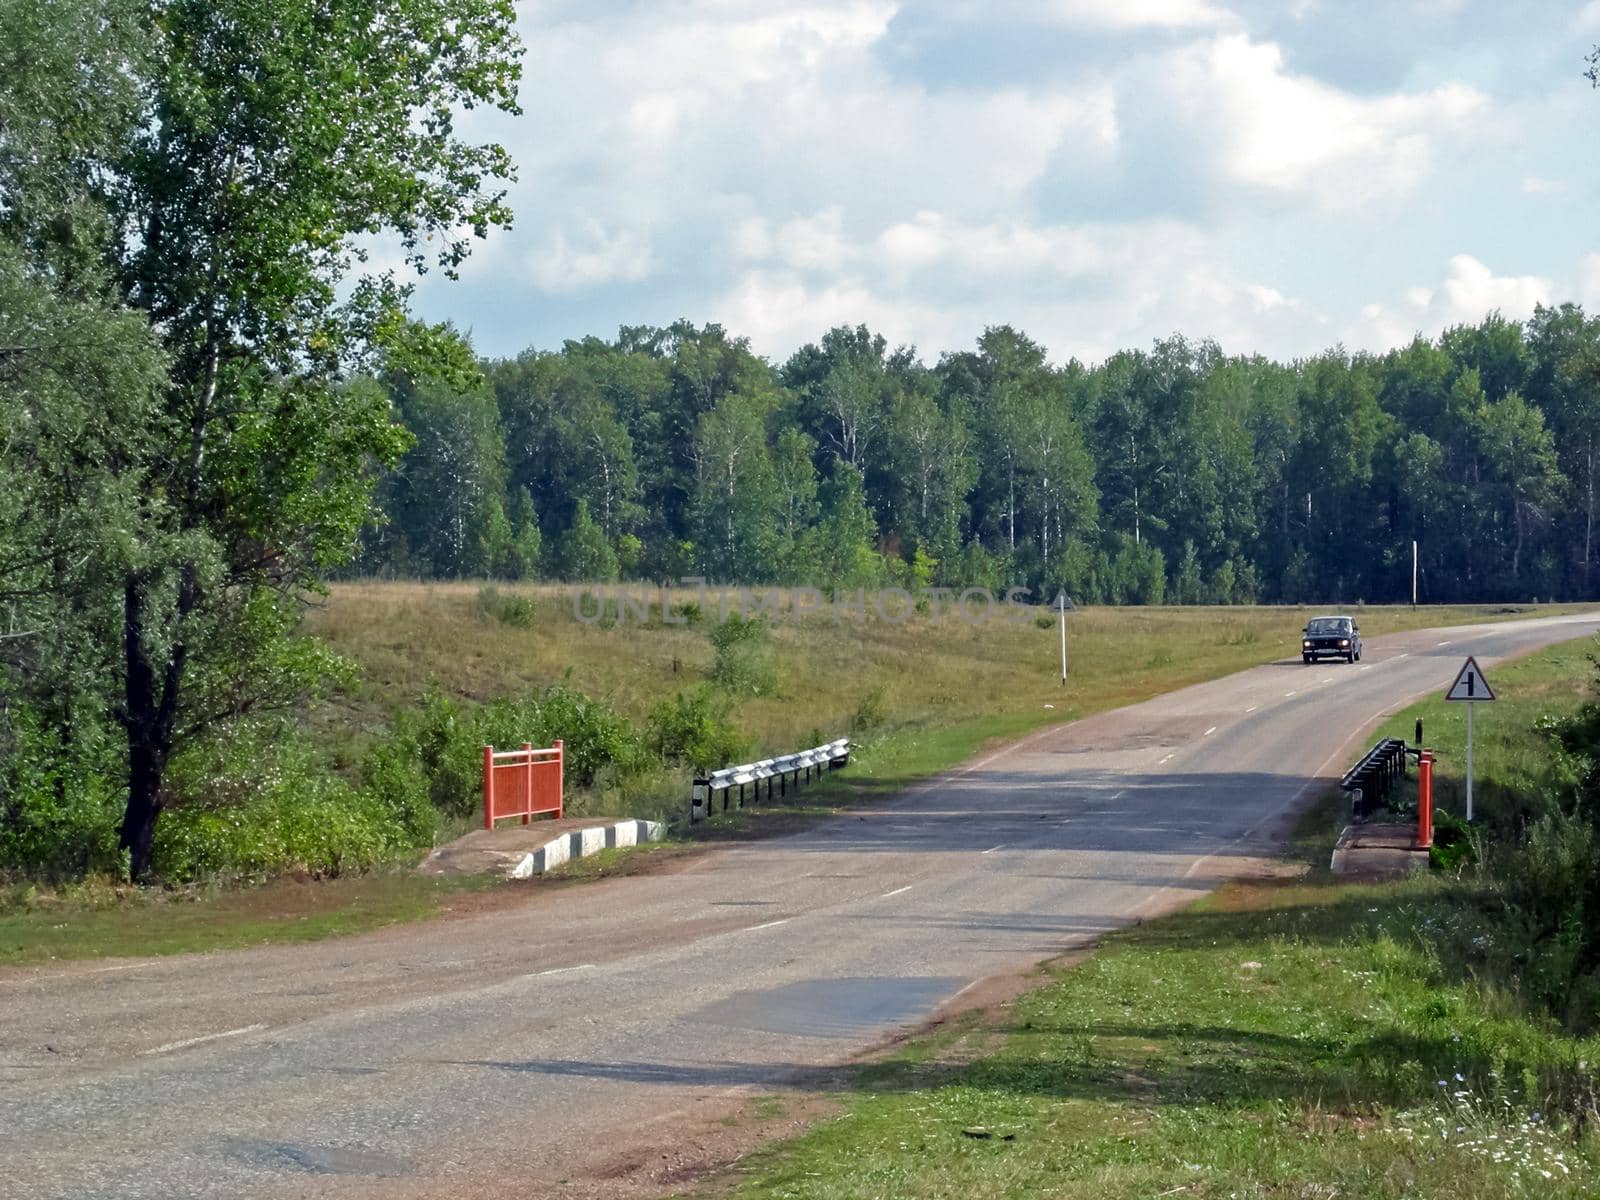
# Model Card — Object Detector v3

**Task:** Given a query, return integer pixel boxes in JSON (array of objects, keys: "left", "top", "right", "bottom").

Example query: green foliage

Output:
[
  {"left": 852, "top": 687, "right": 888, "bottom": 735},
  {"left": 390, "top": 684, "right": 646, "bottom": 818},
  {"left": 555, "top": 499, "right": 620, "bottom": 581},
  {"left": 646, "top": 686, "right": 749, "bottom": 773},
  {"left": 0, "top": 702, "right": 125, "bottom": 879},
  {"left": 1429, "top": 809, "right": 1476, "bottom": 873},
  {"left": 709, "top": 615, "right": 777, "bottom": 696},
  {"left": 155, "top": 725, "right": 421, "bottom": 881},
  {"left": 475, "top": 584, "right": 537, "bottom": 628}
]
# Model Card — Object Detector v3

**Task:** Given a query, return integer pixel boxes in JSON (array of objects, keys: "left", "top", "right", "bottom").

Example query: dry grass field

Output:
[{"left": 305, "top": 582, "right": 1589, "bottom": 761}]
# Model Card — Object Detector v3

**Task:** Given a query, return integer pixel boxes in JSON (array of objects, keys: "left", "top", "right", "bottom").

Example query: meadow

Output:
[{"left": 306, "top": 583, "right": 1580, "bottom": 768}]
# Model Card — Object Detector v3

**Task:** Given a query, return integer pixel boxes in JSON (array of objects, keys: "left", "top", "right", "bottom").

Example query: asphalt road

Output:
[{"left": 3, "top": 612, "right": 1598, "bottom": 1199}]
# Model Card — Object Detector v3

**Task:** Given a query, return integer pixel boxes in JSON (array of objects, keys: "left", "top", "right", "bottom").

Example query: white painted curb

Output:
[{"left": 507, "top": 819, "right": 665, "bottom": 879}]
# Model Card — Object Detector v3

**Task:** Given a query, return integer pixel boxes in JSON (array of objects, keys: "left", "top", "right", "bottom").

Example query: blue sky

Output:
[{"left": 399, "top": 0, "right": 1600, "bottom": 366}]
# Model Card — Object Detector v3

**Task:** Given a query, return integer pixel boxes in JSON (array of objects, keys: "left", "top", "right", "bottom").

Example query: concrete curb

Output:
[{"left": 507, "top": 819, "right": 665, "bottom": 879}]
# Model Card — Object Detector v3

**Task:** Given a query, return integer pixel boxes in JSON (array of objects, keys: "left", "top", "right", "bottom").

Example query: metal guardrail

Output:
[
  {"left": 1341, "top": 737, "right": 1409, "bottom": 820},
  {"left": 690, "top": 737, "right": 851, "bottom": 823}
]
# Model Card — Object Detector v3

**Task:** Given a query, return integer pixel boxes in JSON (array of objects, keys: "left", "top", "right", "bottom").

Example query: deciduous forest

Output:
[{"left": 367, "top": 310, "right": 1600, "bottom": 608}]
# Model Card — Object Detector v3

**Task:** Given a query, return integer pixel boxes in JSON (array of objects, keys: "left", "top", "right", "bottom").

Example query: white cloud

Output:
[
  {"left": 1522, "top": 175, "right": 1566, "bottom": 194},
  {"left": 1348, "top": 255, "right": 1556, "bottom": 350},
  {"left": 403, "top": 0, "right": 1591, "bottom": 370},
  {"left": 964, "top": 0, "right": 1239, "bottom": 30},
  {"left": 713, "top": 212, "right": 1315, "bottom": 363},
  {"left": 528, "top": 222, "right": 654, "bottom": 293},
  {"left": 1153, "top": 35, "right": 1487, "bottom": 207}
]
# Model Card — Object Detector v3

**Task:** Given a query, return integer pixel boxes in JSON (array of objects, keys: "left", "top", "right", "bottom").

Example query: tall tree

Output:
[{"left": 97, "top": 0, "right": 521, "bottom": 878}]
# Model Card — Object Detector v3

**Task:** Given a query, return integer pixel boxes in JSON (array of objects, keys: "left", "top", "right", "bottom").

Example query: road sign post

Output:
[
  {"left": 1444, "top": 656, "right": 1495, "bottom": 822},
  {"left": 1054, "top": 591, "right": 1075, "bottom": 683}
]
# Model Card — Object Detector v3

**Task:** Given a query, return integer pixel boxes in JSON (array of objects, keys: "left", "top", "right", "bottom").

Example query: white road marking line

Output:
[
  {"left": 533, "top": 964, "right": 596, "bottom": 977},
  {"left": 881, "top": 886, "right": 912, "bottom": 898},
  {"left": 1203, "top": 726, "right": 1217, "bottom": 737},
  {"left": 1158, "top": 753, "right": 1174, "bottom": 765},
  {"left": 1321, "top": 676, "right": 1334, "bottom": 683},
  {"left": 1437, "top": 640, "right": 1451, "bottom": 647},
  {"left": 140, "top": 1024, "right": 266, "bottom": 1057},
  {"left": 1394, "top": 653, "right": 1409, "bottom": 660},
  {"left": 1285, "top": 690, "right": 1297, "bottom": 697},
  {"left": 1244, "top": 705, "right": 1258, "bottom": 713},
  {"left": 747, "top": 919, "right": 789, "bottom": 932},
  {"left": 1109, "top": 790, "right": 1126, "bottom": 800},
  {"left": 982, "top": 844, "right": 1005, "bottom": 854},
  {"left": 1359, "top": 664, "right": 1373, "bottom": 671}
]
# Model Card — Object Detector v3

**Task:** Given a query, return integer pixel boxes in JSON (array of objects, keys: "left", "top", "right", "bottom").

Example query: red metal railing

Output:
[
  {"left": 482, "top": 741, "right": 563, "bottom": 829},
  {"left": 1416, "top": 749, "right": 1433, "bottom": 850}
]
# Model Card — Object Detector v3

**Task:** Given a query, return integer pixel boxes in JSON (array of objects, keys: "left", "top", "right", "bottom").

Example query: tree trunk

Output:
[{"left": 117, "top": 571, "right": 188, "bottom": 882}]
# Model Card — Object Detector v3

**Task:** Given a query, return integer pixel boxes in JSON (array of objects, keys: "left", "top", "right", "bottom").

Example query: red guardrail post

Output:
[
  {"left": 555, "top": 739, "right": 564, "bottom": 820},
  {"left": 521, "top": 742, "right": 534, "bottom": 825},
  {"left": 1416, "top": 750, "right": 1433, "bottom": 850},
  {"left": 483, "top": 744, "right": 495, "bottom": 830}
]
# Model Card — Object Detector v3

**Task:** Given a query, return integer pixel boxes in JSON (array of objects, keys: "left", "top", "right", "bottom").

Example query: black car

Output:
[{"left": 1301, "top": 615, "right": 1362, "bottom": 663}]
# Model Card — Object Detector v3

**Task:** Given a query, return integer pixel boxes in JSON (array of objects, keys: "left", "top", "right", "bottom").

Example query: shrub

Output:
[
  {"left": 647, "top": 686, "right": 749, "bottom": 773},
  {"left": 852, "top": 687, "right": 888, "bottom": 735},
  {"left": 154, "top": 724, "right": 417, "bottom": 880},
  {"left": 709, "top": 615, "right": 777, "bottom": 695},
  {"left": 475, "top": 584, "right": 537, "bottom": 628},
  {"left": 391, "top": 684, "right": 648, "bottom": 816},
  {"left": 0, "top": 703, "right": 125, "bottom": 879}
]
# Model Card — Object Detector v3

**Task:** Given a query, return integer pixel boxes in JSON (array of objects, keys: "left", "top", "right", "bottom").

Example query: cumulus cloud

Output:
[
  {"left": 937, "top": 0, "right": 1239, "bottom": 30},
  {"left": 528, "top": 223, "right": 655, "bottom": 293},
  {"left": 1348, "top": 256, "right": 1557, "bottom": 350},
  {"left": 712, "top": 212, "right": 1318, "bottom": 362},
  {"left": 1141, "top": 34, "right": 1487, "bottom": 208},
  {"left": 402, "top": 0, "right": 1590, "bottom": 369}
]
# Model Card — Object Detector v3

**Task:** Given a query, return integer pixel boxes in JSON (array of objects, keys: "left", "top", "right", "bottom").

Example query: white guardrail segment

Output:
[{"left": 692, "top": 738, "right": 850, "bottom": 821}]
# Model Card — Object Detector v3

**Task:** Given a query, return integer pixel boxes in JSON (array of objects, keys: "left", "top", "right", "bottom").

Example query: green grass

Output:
[
  {"left": 0, "top": 869, "right": 499, "bottom": 968},
  {"left": 1371, "top": 638, "right": 1597, "bottom": 829},
  {"left": 709, "top": 635, "right": 1600, "bottom": 1200}
]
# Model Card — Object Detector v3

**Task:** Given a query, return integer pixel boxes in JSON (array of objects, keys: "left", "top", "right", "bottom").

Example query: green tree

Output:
[
  {"left": 692, "top": 389, "right": 779, "bottom": 582},
  {"left": 80, "top": 0, "right": 521, "bottom": 878},
  {"left": 555, "top": 499, "right": 620, "bottom": 582}
]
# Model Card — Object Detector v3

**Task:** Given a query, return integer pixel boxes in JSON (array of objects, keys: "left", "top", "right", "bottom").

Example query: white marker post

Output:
[
  {"left": 1444, "top": 655, "right": 1496, "bottom": 822},
  {"left": 1054, "top": 590, "right": 1076, "bottom": 683}
]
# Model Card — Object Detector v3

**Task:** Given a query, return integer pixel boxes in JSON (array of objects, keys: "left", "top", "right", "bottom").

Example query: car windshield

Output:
[{"left": 1307, "top": 618, "right": 1348, "bottom": 635}]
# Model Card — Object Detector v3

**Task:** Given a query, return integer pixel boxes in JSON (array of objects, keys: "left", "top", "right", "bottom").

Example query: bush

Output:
[
  {"left": 647, "top": 686, "right": 749, "bottom": 773},
  {"left": 1494, "top": 807, "right": 1600, "bottom": 1020},
  {"left": 852, "top": 686, "right": 888, "bottom": 735},
  {"left": 709, "top": 615, "right": 777, "bottom": 695},
  {"left": 391, "top": 684, "right": 648, "bottom": 816},
  {"left": 154, "top": 724, "right": 418, "bottom": 880},
  {"left": 475, "top": 584, "right": 537, "bottom": 628},
  {"left": 1429, "top": 809, "right": 1475, "bottom": 873},
  {"left": 0, "top": 704, "right": 125, "bottom": 879}
]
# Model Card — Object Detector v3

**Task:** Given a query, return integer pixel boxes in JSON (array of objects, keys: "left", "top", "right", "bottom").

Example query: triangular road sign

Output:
[{"left": 1445, "top": 655, "right": 1496, "bottom": 702}]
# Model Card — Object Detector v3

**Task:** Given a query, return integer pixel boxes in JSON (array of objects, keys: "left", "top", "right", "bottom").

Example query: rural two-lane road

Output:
[{"left": 3, "top": 612, "right": 1598, "bottom": 1199}]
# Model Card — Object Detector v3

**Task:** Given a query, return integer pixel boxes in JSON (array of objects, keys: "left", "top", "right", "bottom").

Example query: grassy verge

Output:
[
  {"left": 0, "top": 870, "right": 500, "bottom": 969},
  {"left": 710, "top": 636, "right": 1600, "bottom": 1200},
  {"left": 1371, "top": 638, "right": 1596, "bottom": 827}
]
